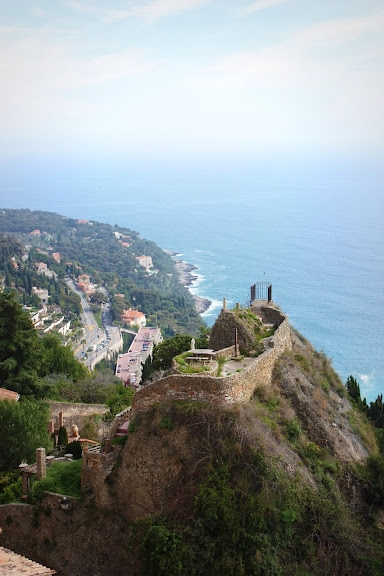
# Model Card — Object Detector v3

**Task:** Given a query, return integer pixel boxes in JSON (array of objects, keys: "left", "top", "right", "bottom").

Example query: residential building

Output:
[
  {"left": 120, "top": 308, "right": 146, "bottom": 328},
  {"left": 136, "top": 255, "right": 153, "bottom": 270},
  {"left": 31, "top": 287, "right": 49, "bottom": 305}
]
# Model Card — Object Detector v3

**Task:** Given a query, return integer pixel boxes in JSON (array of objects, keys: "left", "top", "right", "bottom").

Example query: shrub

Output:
[
  {"left": 0, "top": 477, "right": 22, "bottom": 504},
  {"left": 160, "top": 416, "right": 174, "bottom": 431},
  {"left": 112, "top": 434, "right": 128, "bottom": 446},
  {"left": 359, "top": 455, "right": 384, "bottom": 507},
  {"left": 65, "top": 440, "right": 82, "bottom": 459},
  {"left": 57, "top": 426, "right": 68, "bottom": 447},
  {"left": 306, "top": 442, "right": 320, "bottom": 460},
  {"left": 285, "top": 419, "right": 302, "bottom": 442}
]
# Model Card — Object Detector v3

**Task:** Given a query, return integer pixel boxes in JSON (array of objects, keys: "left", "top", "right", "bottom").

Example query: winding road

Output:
[{"left": 65, "top": 278, "right": 123, "bottom": 368}]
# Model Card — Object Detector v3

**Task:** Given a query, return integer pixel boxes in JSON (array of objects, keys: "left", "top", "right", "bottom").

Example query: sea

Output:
[{"left": 0, "top": 157, "right": 383, "bottom": 402}]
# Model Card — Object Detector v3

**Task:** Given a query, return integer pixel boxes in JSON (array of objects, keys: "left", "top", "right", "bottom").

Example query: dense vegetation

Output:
[
  {"left": 0, "top": 399, "right": 51, "bottom": 471},
  {"left": 0, "top": 291, "right": 133, "bottom": 489},
  {"left": 128, "top": 401, "right": 384, "bottom": 576},
  {"left": 0, "top": 292, "right": 88, "bottom": 397},
  {"left": 0, "top": 208, "right": 205, "bottom": 334}
]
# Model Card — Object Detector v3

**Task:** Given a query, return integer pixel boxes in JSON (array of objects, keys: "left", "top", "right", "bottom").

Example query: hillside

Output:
[
  {"left": 1, "top": 304, "right": 383, "bottom": 576},
  {"left": 0, "top": 208, "right": 205, "bottom": 335}
]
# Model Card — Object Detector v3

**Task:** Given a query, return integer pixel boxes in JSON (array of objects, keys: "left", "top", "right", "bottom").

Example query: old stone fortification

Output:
[
  {"left": 108, "top": 406, "right": 132, "bottom": 440},
  {"left": 81, "top": 305, "right": 292, "bottom": 507},
  {"left": 48, "top": 401, "right": 109, "bottom": 440},
  {"left": 131, "top": 306, "right": 292, "bottom": 413}
]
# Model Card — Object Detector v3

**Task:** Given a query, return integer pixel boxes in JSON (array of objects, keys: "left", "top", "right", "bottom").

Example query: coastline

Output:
[{"left": 173, "top": 259, "right": 212, "bottom": 315}]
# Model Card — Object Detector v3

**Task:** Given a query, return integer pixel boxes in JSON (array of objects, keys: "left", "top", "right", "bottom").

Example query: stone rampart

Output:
[
  {"left": 81, "top": 308, "right": 292, "bottom": 514},
  {"left": 132, "top": 309, "right": 291, "bottom": 413},
  {"left": 215, "top": 345, "right": 236, "bottom": 360}
]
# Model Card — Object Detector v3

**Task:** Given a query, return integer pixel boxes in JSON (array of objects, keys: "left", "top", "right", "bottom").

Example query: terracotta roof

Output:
[
  {"left": 0, "top": 547, "right": 56, "bottom": 575},
  {"left": 121, "top": 309, "right": 145, "bottom": 321},
  {"left": 0, "top": 388, "right": 20, "bottom": 401}
]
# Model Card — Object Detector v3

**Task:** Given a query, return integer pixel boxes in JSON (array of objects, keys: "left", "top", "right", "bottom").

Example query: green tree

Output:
[
  {"left": 105, "top": 384, "right": 134, "bottom": 420},
  {"left": 0, "top": 399, "right": 51, "bottom": 471},
  {"left": 152, "top": 334, "right": 193, "bottom": 371},
  {"left": 0, "top": 292, "right": 42, "bottom": 396},
  {"left": 367, "top": 394, "right": 384, "bottom": 428},
  {"left": 346, "top": 375, "right": 367, "bottom": 412},
  {"left": 40, "top": 333, "right": 88, "bottom": 380},
  {"left": 65, "top": 440, "right": 82, "bottom": 459}
]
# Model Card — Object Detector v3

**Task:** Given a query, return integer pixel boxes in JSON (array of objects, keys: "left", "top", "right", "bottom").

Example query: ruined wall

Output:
[
  {"left": 48, "top": 402, "right": 109, "bottom": 440},
  {"left": 209, "top": 309, "right": 255, "bottom": 353},
  {"left": 215, "top": 345, "right": 236, "bottom": 360},
  {"left": 132, "top": 315, "right": 292, "bottom": 412},
  {"left": 228, "top": 317, "right": 292, "bottom": 402},
  {"left": 81, "top": 450, "right": 119, "bottom": 507},
  {"left": 108, "top": 406, "right": 132, "bottom": 440},
  {"left": 254, "top": 305, "right": 285, "bottom": 325}
]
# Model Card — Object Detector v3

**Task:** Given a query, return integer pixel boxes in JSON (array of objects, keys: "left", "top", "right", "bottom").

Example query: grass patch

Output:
[
  {"left": 216, "top": 356, "right": 227, "bottom": 377},
  {"left": 28, "top": 460, "right": 83, "bottom": 503},
  {"left": 347, "top": 411, "right": 378, "bottom": 454},
  {"left": 174, "top": 351, "right": 190, "bottom": 367},
  {"left": 93, "top": 309, "right": 102, "bottom": 328},
  {"left": 175, "top": 352, "right": 212, "bottom": 374}
]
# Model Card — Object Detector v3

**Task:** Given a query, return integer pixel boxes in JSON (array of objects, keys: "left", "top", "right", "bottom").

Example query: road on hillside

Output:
[{"left": 65, "top": 278, "right": 121, "bottom": 366}]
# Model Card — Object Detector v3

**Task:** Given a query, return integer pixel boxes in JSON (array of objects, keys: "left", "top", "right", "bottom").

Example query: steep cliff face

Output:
[
  {"left": 274, "top": 329, "right": 368, "bottom": 465},
  {"left": 110, "top": 417, "right": 203, "bottom": 522}
]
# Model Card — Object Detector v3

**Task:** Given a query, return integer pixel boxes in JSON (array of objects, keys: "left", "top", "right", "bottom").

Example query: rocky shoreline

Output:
[{"left": 173, "top": 259, "right": 212, "bottom": 315}]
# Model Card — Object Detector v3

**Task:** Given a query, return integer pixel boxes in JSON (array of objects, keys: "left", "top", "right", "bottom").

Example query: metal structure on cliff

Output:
[{"left": 249, "top": 282, "right": 272, "bottom": 305}]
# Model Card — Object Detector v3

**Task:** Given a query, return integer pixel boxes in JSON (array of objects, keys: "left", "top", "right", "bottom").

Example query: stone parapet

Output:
[{"left": 132, "top": 310, "right": 292, "bottom": 412}]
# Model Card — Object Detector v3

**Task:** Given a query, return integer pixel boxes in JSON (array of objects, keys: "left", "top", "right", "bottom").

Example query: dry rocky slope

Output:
[{"left": 0, "top": 305, "right": 376, "bottom": 576}]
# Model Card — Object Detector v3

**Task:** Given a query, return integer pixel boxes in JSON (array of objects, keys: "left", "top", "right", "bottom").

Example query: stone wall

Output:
[
  {"left": 48, "top": 402, "right": 109, "bottom": 440},
  {"left": 132, "top": 311, "right": 292, "bottom": 413},
  {"left": 81, "top": 450, "right": 120, "bottom": 507},
  {"left": 108, "top": 406, "right": 132, "bottom": 440},
  {"left": 251, "top": 304, "right": 285, "bottom": 326},
  {"left": 0, "top": 497, "right": 136, "bottom": 576},
  {"left": 215, "top": 345, "right": 236, "bottom": 360}
]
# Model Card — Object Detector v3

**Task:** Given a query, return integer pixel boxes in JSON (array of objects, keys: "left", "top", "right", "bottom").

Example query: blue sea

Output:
[{"left": 0, "top": 157, "right": 383, "bottom": 401}]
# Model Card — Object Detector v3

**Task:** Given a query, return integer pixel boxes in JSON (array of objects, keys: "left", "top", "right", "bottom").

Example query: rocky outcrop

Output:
[{"left": 209, "top": 309, "right": 255, "bottom": 353}]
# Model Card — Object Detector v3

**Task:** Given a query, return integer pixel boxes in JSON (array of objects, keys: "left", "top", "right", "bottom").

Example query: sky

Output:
[{"left": 0, "top": 0, "right": 384, "bottom": 163}]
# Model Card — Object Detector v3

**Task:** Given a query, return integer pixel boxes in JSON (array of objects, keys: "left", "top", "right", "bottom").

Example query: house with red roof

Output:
[{"left": 120, "top": 308, "right": 146, "bottom": 328}]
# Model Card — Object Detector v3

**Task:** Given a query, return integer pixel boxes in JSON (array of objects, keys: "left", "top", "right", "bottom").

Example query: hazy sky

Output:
[{"left": 1, "top": 0, "right": 383, "bottom": 162}]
